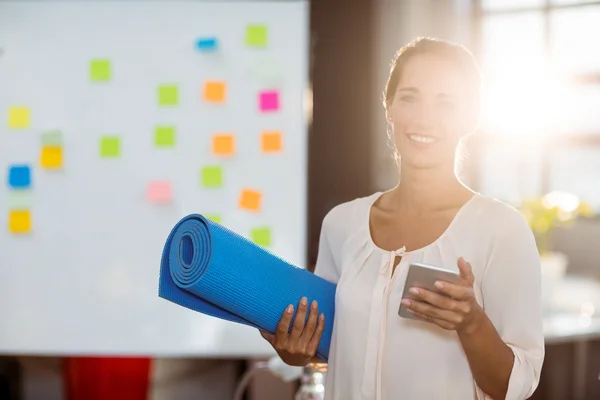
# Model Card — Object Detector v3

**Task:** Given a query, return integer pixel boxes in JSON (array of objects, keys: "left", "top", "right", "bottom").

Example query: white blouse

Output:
[{"left": 314, "top": 191, "right": 544, "bottom": 400}]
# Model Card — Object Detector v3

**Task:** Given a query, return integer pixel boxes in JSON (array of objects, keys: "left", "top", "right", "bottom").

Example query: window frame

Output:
[{"left": 471, "top": 0, "right": 600, "bottom": 197}]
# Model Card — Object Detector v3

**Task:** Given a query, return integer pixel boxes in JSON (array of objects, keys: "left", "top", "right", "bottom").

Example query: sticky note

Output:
[
  {"left": 259, "top": 90, "right": 279, "bottom": 112},
  {"left": 41, "top": 131, "right": 63, "bottom": 146},
  {"left": 213, "top": 134, "right": 235, "bottom": 156},
  {"left": 147, "top": 181, "right": 172, "bottom": 204},
  {"left": 196, "top": 37, "right": 218, "bottom": 51},
  {"left": 201, "top": 166, "right": 223, "bottom": 188},
  {"left": 8, "top": 107, "right": 30, "bottom": 128},
  {"left": 205, "top": 214, "right": 221, "bottom": 224},
  {"left": 40, "top": 146, "right": 63, "bottom": 169},
  {"left": 7, "top": 165, "right": 31, "bottom": 189},
  {"left": 239, "top": 189, "right": 262, "bottom": 212},
  {"left": 251, "top": 227, "right": 271, "bottom": 247},
  {"left": 159, "top": 85, "right": 178, "bottom": 106},
  {"left": 9, "top": 210, "right": 31, "bottom": 234},
  {"left": 100, "top": 136, "right": 120, "bottom": 158},
  {"left": 261, "top": 131, "right": 282, "bottom": 153},
  {"left": 246, "top": 25, "right": 267, "bottom": 47},
  {"left": 90, "top": 59, "right": 111, "bottom": 81},
  {"left": 203, "top": 81, "right": 226, "bottom": 103},
  {"left": 7, "top": 189, "right": 33, "bottom": 209},
  {"left": 155, "top": 126, "right": 176, "bottom": 147}
]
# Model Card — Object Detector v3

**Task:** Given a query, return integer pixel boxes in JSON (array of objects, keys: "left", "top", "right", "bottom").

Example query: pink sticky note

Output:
[
  {"left": 147, "top": 181, "right": 172, "bottom": 204},
  {"left": 259, "top": 90, "right": 279, "bottom": 112}
]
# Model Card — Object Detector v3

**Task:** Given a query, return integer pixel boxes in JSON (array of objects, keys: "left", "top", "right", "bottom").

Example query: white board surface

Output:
[{"left": 0, "top": 0, "right": 309, "bottom": 356}]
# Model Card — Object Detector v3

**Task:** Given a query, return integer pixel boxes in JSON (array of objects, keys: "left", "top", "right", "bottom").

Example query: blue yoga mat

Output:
[{"left": 158, "top": 214, "right": 336, "bottom": 361}]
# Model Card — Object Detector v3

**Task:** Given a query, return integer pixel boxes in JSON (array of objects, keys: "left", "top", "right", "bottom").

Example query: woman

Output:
[{"left": 260, "top": 37, "right": 544, "bottom": 400}]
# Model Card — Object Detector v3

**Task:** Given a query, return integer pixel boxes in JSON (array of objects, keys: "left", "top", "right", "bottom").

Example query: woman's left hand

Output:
[{"left": 401, "top": 257, "right": 484, "bottom": 334}]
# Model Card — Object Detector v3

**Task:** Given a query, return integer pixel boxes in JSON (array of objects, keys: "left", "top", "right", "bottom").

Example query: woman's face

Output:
[{"left": 387, "top": 52, "right": 476, "bottom": 170}]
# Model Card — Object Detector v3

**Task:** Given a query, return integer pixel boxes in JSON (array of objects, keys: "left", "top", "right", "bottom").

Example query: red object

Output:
[{"left": 63, "top": 357, "right": 151, "bottom": 400}]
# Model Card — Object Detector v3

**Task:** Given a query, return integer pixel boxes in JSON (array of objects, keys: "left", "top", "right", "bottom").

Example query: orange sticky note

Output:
[
  {"left": 239, "top": 189, "right": 262, "bottom": 212},
  {"left": 40, "top": 146, "right": 63, "bottom": 169},
  {"left": 9, "top": 210, "right": 31, "bottom": 234},
  {"left": 261, "top": 131, "right": 282, "bottom": 153},
  {"left": 213, "top": 134, "right": 235, "bottom": 156},
  {"left": 147, "top": 181, "right": 172, "bottom": 204},
  {"left": 203, "top": 81, "right": 226, "bottom": 103}
]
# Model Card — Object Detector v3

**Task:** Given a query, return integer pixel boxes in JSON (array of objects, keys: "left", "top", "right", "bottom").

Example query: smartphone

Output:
[{"left": 398, "top": 262, "right": 460, "bottom": 320}]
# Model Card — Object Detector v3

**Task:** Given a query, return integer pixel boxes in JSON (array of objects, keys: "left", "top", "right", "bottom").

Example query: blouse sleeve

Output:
[
  {"left": 313, "top": 210, "right": 340, "bottom": 284},
  {"left": 480, "top": 210, "right": 545, "bottom": 400}
]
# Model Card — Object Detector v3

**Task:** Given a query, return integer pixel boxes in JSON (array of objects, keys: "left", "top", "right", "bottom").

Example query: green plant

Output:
[{"left": 519, "top": 191, "right": 594, "bottom": 255}]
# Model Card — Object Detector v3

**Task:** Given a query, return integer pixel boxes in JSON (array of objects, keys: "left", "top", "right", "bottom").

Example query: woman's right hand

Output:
[{"left": 259, "top": 296, "right": 325, "bottom": 367}]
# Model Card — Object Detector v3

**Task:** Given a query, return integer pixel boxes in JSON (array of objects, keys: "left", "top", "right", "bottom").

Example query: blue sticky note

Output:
[
  {"left": 8, "top": 165, "right": 31, "bottom": 189},
  {"left": 196, "top": 37, "right": 218, "bottom": 51}
]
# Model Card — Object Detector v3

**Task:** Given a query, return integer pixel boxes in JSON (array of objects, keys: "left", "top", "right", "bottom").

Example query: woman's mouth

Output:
[{"left": 408, "top": 134, "right": 437, "bottom": 144}]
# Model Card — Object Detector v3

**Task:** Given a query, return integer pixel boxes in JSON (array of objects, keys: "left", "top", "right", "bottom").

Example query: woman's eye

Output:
[{"left": 401, "top": 95, "right": 416, "bottom": 103}]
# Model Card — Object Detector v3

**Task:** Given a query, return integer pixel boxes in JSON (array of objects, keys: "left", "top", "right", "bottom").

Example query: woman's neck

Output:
[{"left": 390, "top": 162, "right": 470, "bottom": 214}]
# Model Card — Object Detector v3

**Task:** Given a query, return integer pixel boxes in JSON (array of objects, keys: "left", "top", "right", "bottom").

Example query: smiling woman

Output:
[
  {"left": 259, "top": 37, "right": 545, "bottom": 400},
  {"left": 383, "top": 38, "right": 482, "bottom": 170}
]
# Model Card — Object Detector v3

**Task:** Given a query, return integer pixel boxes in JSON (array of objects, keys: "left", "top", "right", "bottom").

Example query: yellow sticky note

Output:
[
  {"left": 261, "top": 131, "right": 282, "bottom": 153},
  {"left": 213, "top": 134, "right": 235, "bottom": 156},
  {"left": 9, "top": 210, "right": 31, "bottom": 234},
  {"left": 40, "top": 146, "right": 63, "bottom": 169},
  {"left": 246, "top": 25, "right": 267, "bottom": 47},
  {"left": 239, "top": 189, "right": 262, "bottom": 212},
  {"left": 203, "top": 81, "right": 226, "bottom": 103},
  {"left": 251, "top": 227, "right": 271, "bottom": 247},
  {"left": 9, "top": 107, "right": 30, "bottom": 128}
]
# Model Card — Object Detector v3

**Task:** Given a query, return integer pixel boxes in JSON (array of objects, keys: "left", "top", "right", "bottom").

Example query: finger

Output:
[
  {"left": 260, "top": 330, "right": 275, "bottom": 344},
  {"left": 457, "top": 257, "right": 475, "bottom": 285},
  {"left": 410, "top": 287, "right": 466, "bottom": 312},
  {"left": 407, "top": 308, "right": 454, "bottom": 330},
  {"left": 288, "top": 297, "right": 309, "bottom": 344},
  {"left": 275, "top": 304, "right": 294, "bottom": 348},
  {"left": 306, "top": 313, "right": 325, "bottom": 356},
  {"left": 433, "top": 281, "right": 474, "bottom": 302},
  {"left": 299, "top": 300, "right": 319, "bottom": 349},
  {"left": 402, "top": 299, "right": 462, "bottom": 325}
]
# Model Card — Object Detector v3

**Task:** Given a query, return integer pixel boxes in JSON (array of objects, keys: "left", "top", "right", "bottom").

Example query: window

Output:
[
  {"left": 474, "top": 0, "right": 600, "bottom": 212},
  {"left": 481, "top": 0, "right": 544, "bottom": 11},
  {"left": 549, "top": 5, "right": 600, "bottom": 76}
]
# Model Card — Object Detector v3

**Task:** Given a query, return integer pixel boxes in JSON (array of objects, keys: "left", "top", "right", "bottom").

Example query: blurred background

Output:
[{"left": 2, "top": 0, "right": 600, "bottom": 399}]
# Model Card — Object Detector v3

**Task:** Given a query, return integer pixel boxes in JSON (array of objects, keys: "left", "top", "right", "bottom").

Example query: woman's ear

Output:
[{"left": 385, "top": 109, "right": 393, "bottom": 124}]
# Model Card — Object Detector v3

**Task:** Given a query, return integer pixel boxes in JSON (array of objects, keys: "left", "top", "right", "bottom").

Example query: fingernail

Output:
[
  {"left": 301, "top": 297, "right": 308, "bottom": 306},
  {"left": 320, "top": 313, "right": 324, "bottom": 320},
  {"left": 311, "top": 300, "right": 318, "bottom": 309},
  {"left": 402, "top": 299, "right": 411, "bottom": 306},
  {"left": 287, "top": 305, "right": 294, "bottom": 313},
  {"left": 409, "top": 287, "right": 419, "bottom": 295},
  {"left": 435, "top": 281, "right": 444, "bottom": 289}
]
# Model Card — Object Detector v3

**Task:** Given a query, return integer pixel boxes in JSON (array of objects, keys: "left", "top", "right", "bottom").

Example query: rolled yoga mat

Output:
[{"left": 158, "top": 214, "right": 336, "bottom": 361}]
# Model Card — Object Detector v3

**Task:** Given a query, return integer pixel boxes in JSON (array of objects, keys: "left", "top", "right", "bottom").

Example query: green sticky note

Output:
[
  {"left": 251, "top": 227, "right": 271, "bottom": 247},
  {"left": 100, "top": 136, "right": 120, "bottom": 157},
  {"left": 155, "top": 126, "right": 175, "bottom": 147},
  {"left": 201, "top": 166, "right": 222, "bottom": 188},
  {"left": 90, "top": 59, "right": 111, "bottom": 81},
  {"left": 158, "top": 85, "right": 178, "bottom": 106},
  {"left": 205, "top": 214, "right": 222, "bottom": 224},
  {"left": 246, "top": 25, "right": 267, "bottom": 47},
  {"left": 7, "top": 189, "right": 33, "bottom": 209},
  {"left": 41, "top": 131, "right": 63, "bottom": 146}
]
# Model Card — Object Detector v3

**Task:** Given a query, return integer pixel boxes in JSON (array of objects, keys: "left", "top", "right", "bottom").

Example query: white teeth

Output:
[{"left": 409, "top": 135, "right": 436, "bottom": 143}]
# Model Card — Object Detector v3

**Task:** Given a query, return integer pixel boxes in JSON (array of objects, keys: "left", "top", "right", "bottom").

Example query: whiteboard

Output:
[{"left": 0, "top": 0, "right": 309, "bottom": 357}]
